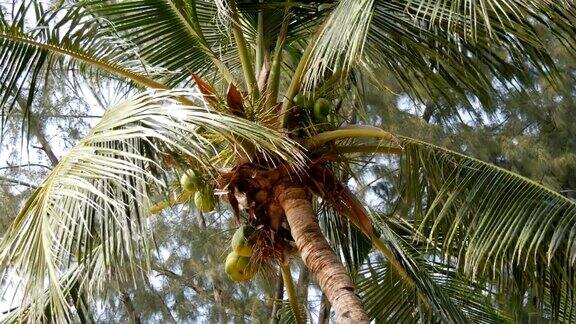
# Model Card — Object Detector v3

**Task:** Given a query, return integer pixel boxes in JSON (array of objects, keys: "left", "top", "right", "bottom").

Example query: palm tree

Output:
[{"left": 1, "top": 0, "right": 576, "bottom": 322}]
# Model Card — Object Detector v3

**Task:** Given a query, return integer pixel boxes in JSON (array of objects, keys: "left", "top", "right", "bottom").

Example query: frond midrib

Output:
[{"left": 0, "top": 31, "right": 169, "bottom": 90}]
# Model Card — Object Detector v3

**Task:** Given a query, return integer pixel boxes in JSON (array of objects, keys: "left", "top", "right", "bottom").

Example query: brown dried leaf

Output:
[
  {"left": 192, "top": 74, "right": 218, "bottom": 106},
  {"left": 227, "top": 83, "right": 244, "bottom": 116}
]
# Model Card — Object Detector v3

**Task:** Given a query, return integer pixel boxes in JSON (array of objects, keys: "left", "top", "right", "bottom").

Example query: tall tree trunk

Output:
[{"left": 275, "top": 184, "right": 369, "bottom": 324}]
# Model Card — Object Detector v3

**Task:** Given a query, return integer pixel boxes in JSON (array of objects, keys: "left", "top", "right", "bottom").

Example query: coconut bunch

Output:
[
  {"left": 225, "top": 225, "right": 258, "bottom": 282},
  {"left": 286, "top": 91, "right": 335, "bottom": 135},
  {"left": 293, "top": 93, "right": 333, "bottom": 123},
  {"left": 180, "top": 169, "right": 216, "bottom": 213}
]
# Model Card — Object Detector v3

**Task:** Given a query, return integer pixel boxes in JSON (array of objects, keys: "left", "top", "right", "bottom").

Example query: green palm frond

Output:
[
  {"left": 369, "top": 221, "right": 483, "bottom": 322},
  {"left": 396, "top": 136, "right": 576, "bottom": 320},
  {"left": 363, "top": 0, "right": 566, "bottom": 107},
  {"left": 308, "top": 126, "right": 576, "bottom": 320},
  {"left": 277, "top": 299, "right": 308, "bottom": 324},
  {"left": 0, "top": 1, "right": 168, "bottom": 134},
  {"left": 398, "top": 0, "right": 576, "bottom": 41},
  {"left": 303, "top": 0, "right": 374, "bottom": 90},
  {"left": 357, "top": 250, "right": 510, "bottom": 323},
  {"left": 1, "top": 246, "right": 104, "bottom": 323},
  {"left": 305, "top": 0, "right": 576, "bottom": 106},
  {"left": 0, "top": 89, "right": 304, "bottom": 322},
  {"left": 318, "top": 204, "right": 373, "bottom": 273},
  {"left": 236, "top": 1, "right": 330, "bottom": 47},
  {"left": 88, "top": 0, "right": 237, "bottom": 86}
]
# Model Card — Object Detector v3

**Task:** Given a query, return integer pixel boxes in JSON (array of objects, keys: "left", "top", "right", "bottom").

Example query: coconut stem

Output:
[
  {"left": 304, "top": 125, "right": 397, "bottom": 149},
  {"left": 149, "top": 191, "right": 192, "bottom": 214},
  {"left": 229, "top": 0, "right": 259, "bottom": 100},
  {"left": 280, "top": 263, "right": 304, "bottom": 324}
]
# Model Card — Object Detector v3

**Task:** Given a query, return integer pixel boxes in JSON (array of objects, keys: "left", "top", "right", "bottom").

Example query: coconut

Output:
[
  {"left": 180, "top": 170, "right": 202, "bottom": 193},
  {"left": 313, "top": 98, "right": 331, "bottom": 122},
  {"left": 294, "top": 93, "right": 314, "bottom": 109},
  {"left": 225, "top": 252, "right": 256, "bottom": 282},
  {"left": 293, "top": 93, "right": 307, "bottom": 108},
  {"left": 194, "top": 189, "right": 215, "bottom": 213},
  {"left": 231, "top": 225, "right": 255, "bottom": 257}
]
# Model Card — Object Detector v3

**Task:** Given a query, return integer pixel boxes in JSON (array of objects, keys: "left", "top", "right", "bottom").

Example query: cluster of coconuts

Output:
[
  {"left": 180, "top": 170, "right": 216, "bottom": 212},
  {"left": 225, "top": 225, "right": 258, "bottom": 282},
  {"left": 293, "top": 93, "right": 332, "bottom": 123}
]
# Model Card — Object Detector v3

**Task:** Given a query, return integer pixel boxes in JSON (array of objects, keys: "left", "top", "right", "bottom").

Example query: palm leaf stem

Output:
[
  {"left": 367, "top": 229, "right": 461, "bottom": 322},
  {"left": 165, "top": 0, "right": 235, "bottom": 84},
  {"left": 149, "top": 191, "right": 193, "bottom": 214},
  {"left": 280, "top": 263, "right": 304, "bottom": 324},
  {"left": 369, "top": 233, "right": 416, "bottom": 288},
  {"left": 304, "top": 126, "right": 396, "bottom": 148},
  {"left": 229, "top": 0, "right": 259, "bottom": 100},
  {"left": 266, "top": 0, "right": 292, "bottom": 110},
  {"left": 331, "top": 145, "right": 402, "bottom": 155},
  {"left": 0, "top": 33, "right": 167, "bottom": 91},
  {"left": 255, "top": 0, "right": 265, "bottom": 76},
  {"left": 0, "top": 33, "right": 198, "bottom": 106},
  {"left": 348, "top": 225, "right": 446, "bottom": 320},
  {"left": 279, "top": 26, "right": 322, "bottom": 128},
  {"left": 316, "top": 68, "right": 344, "bottom": 94}
]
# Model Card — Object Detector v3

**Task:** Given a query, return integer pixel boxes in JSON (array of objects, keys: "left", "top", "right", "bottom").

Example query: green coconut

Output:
[
  {"left": 293, "top": 93, "right": 314, "bottom": 109},
  {"left": 313, "top": 97, "right": 331, "bottom": 122},
  {"left": 194, "top": 189, "right": 215, "bottom": 213},
  {"left": 293, "top": 93, "right": 307, "bottom": 108},
  {"left": 231, "top": 225, "right": 255, "bottom": 257},
  {"left": 225, "top": 252, "right": 256, "bottom": 282},
  {"left": 180, "top": 170, "right": 202, "bottom": 193}
]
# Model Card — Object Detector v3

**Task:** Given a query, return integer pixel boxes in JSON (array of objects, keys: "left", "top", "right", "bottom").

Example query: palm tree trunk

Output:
[{"left": 276, "top": 184, "right": 369, "bottom": 324}]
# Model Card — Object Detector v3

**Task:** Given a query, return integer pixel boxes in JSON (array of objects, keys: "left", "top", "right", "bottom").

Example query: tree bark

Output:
[{"left": 276, "top": 184, "right": 369, "bottom": 324}]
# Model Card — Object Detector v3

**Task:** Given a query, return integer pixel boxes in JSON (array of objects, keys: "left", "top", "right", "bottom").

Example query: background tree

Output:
[{"left": 1, "top": 0, "right": 576, "bottom": 323}]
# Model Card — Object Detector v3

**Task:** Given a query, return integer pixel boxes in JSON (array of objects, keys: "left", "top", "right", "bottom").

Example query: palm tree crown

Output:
[{"left": 1, "top": 0, "right": 575, "bottom": 322}]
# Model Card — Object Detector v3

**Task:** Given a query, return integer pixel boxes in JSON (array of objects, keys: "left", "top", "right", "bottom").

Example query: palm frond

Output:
[
  {"left": 277, "top": 299, "right": 308, "bottom": 324},
  {"left": 357, "top": 236, "right": 511, "bottom": 323},
  {"left": 305, "top": 0, "right": 576, "bottom": 107},
  {"left": 317, "top": 203, "right": 373, "bottom": 273},
  {"left": 363, "top": 0, "right": 570, "bottom": 108},
  {"left": 236, "top": 1, "right": 330, "bottom": 48},
  {"left": 396, "top": 136, "right": 576, "bottom": 320},
  {"left": 88, "top": 0, "right": 237, "bottom": 86},
  {"left": 308, "top": 126, "right": 576, "bottom": 320},
  {"left": 0, "top": 89, "right": 304, "bottom": 322},
  {"left": 1, "top": 246, "right": 105, "bottom": 323},
  {"left": 303, "top": 0, "right": 374, "bottom": 90},
  {"left": 0, "top": 1, "right": 168, "bottom": 136}
]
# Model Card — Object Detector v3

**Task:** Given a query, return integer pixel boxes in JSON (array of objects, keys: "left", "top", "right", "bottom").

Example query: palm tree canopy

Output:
[{"left": 1, "top": 0, "right": 576, "bottom": 322}]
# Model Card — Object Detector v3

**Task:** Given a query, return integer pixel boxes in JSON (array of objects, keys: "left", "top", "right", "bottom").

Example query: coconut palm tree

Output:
[{"left": 1, "top": 0, "right": 576, "bottom": 322}]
